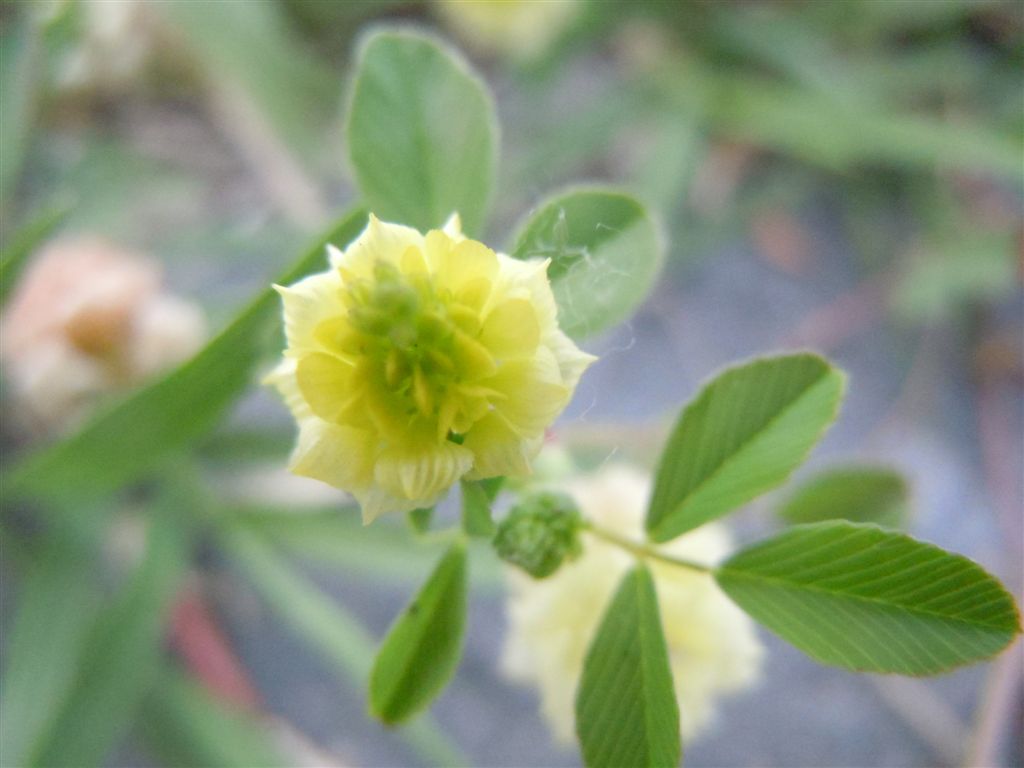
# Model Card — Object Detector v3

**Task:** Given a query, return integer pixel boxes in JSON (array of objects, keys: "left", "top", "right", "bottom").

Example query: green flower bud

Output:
[{"left": 493, "top": 491, "right": 584, "bottom": 579}]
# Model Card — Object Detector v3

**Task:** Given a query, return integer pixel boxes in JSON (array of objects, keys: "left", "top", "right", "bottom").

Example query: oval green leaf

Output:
[
  {"left": 716, "top": 521, "right": 1022, "bottom": 675},
  {"left": 511, "top": 188, "right": 662, "bottom": 340},
  {"left": 347, "top": 30, "right": 497, "bottom": 237},
  {"left": 4, "top": 209, "right": 367, "bottom": 506},
  {"left": 576, "top": 565, "right": 680, "bottom": 768},
  {"left": 370, "top": 543, "right": 468, "bottom": 724},
  {"left": 780, "top": 466, "right": 909, "bottom": 528},
  {"left": 646, "top": 354, "right": 846, "bottom": 543},
  {"left": 225, "top": 528, "right": 466, "bottom": 765}
]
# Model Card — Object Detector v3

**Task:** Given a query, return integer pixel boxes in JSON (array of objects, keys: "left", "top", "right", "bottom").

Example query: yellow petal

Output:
[
  {"left": 338, "top": 214, "right": 425, "bottom": 279},
  {"left": 275, "top": 270, "right": 344, "bottom": 355},
  {"left": 450, "top": 329, "right": 498, "bottom": 380},
  {"left": 453, "top": 277, "right": 492, "bottom": 316},
  {"left": 295, "top": 352, "right": 358, "bottom": 422},
  {"left": 400, "top": 244, "right": 429, "bottom": 275},
  {"left": 423, "top": 229, "right": 455, "bottom": 274},
  {"left": 479, "top": 298, "right": 541, "bottom": 359},
  {"left": 433, "top": 238, "right": 499, "bottom": 294},
  {"left": 486, "top": 256, "right": 555, "bottom": 322},
  {"left": 442, "top": 212, "right": 464, "bottom": 241},
  {"left": 485, "top": 348, "right": 570, "bottom": 436},
  {"left": 312, "top": 315, "right": 360, "bottom": 360},
  {"left": 374, "top": 439, "right": 473, "bottom": 502},
  {"left": 262, "top": 358, "right": 312, "bottom": 421},
  {"left": 463, "top": 411, "right": 538, "bottom": 479},
  {"left": 289, "top": 418, "right": 375, "bottom": 492},
  {"left": 546, "top": 329, "right": 598, "bottom": 390}
]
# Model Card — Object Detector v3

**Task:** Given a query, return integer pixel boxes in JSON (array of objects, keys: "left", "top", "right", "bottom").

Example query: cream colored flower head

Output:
[
  {"left": 435, "top": 0, "right": 582, "bottom": 61},
  {"left": 266, "top": 214, "right": 595, "bottom": 523},
  {"left": 0, "top": 236, "right": 206, "bottom": 435},
  {"left": 502, "top": 464, "right": 763, "bottom": 744}
]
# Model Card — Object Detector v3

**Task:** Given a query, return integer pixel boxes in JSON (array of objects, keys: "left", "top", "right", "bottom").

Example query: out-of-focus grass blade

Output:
[
  {"left": 224, "top": 506, "right": 432, "bottom": 583},
  {"left": 224, "top": 505, "right": 505, "bottom": 593},
  {"left": 665, "top": 67, "right": 1023, "bottom": 178},
  {"left": 30, "top": 510, "right": 189, "bottom": 767},
  {"left": 223, "top": 528, "right": 468, "bottom": 768},
  {"left": 0, "top": 16, "right": 41, "bottom": 209},
  {"left": 0, "top": 203, "right": 70, "bottom": 305},
  {"left": 896, "top": 228, "right": 1017, "bottom": 320},
  {"left": 158, "top": 0, "right": 337, "bottom": 169},
  {"left": 4, "top": 209, "right": 367, "bottom": 506},
  {"left": 0, "top": 537, "right": 100, "bottom": 767},
  {"left": 138, "top": 668, "right": 282, "bottom": 768},
  {"left": 200, "top": 428, "right": 295, "bottom": 464}
]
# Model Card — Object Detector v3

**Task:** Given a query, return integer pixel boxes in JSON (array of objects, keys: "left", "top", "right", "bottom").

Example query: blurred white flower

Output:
[
  {"left": 0, "top": 236, "right": 206, "bottom": 434},
  {"left": 502, "top": 464, "right": 763, "bottom": 744},
  {"left": 435, "top": 0, "right": 581, "bottom": 61}
]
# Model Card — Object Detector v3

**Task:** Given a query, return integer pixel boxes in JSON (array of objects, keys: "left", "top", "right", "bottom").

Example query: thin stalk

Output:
[{"left": 583, "top": 524, "right": 713, "bottom": 574}]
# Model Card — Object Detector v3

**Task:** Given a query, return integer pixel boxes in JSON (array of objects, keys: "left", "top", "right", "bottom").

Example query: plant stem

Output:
[{"left": 583, "top": 524, "right": 714, "bottom": 574}]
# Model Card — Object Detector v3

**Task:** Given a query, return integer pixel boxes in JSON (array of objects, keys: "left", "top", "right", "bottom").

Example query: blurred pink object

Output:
[{"left": 0, "top": 236, "right": 206, "bottom": 434}]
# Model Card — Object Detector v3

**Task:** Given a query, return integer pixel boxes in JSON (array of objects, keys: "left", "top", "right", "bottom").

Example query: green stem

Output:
[{"left": 583, "top": 523, "right": 714, "bottom": 574}]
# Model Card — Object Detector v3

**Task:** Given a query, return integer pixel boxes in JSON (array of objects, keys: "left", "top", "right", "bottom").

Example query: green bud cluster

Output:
[{"left": 493, "top": 491, "right": 584, "bottom": 579}]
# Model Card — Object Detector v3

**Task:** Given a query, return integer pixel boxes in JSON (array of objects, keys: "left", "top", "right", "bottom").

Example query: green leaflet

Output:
[
  {"left": 4, "top": 209, "right": 367, "bottom": 506},
  {"left": 347, "top": 30, "right": 498, "bottom": 237},
  {"left": 370, "top": 543, "right": 468, "bottom": 724},
  {"left": 510, "top": 188, "right": 662, "bottom": 340},
  {"left": 779, "top": 466, "right": 909, "bottom": 528},
  {"left": 576, "top": 565, "right": 681, "bottom": 768},
  {"left": 223, "top": 529, "right": 466, "bottom": 766},
  {"left": 646, "top": 354, "right": 846, "bottom": 542},
  {"left": 716, "top": 521, "right": 1022, "bottom": 675}
]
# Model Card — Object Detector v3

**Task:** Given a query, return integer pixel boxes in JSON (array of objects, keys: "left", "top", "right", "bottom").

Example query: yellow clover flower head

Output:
[
  {"left": 436, "top": 0, "right": 582, "bottom": 61},
  {"left": 266, "top": 214, "right": 596, "bottom": 522}
]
